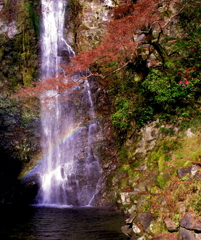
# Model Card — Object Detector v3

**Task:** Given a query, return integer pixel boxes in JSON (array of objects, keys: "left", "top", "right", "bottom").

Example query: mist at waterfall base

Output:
[{"left": 0, "top": 205, "right": 127, "bottom": 240}]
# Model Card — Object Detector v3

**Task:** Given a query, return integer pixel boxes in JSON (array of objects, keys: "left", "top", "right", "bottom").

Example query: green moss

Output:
[
  {"left": 157, "top": 172, "right": 170, "bottom": 189},
  {"left": 150, "top": 186, "right": 160, "bottom": 194},
  {"left": 150, "top": 220, "right": 167, "bottom": 236},
  {"left": 121, "top": 164, "right": 130, "bottom": 171},
  {"left": 27, "top": 1, "right": 40, "bottom": 37},
  {"left": 119, "top": 148, "right": 128, "bottom": 161},
  {"left": 0, "top": 2, "right": 39, "bottom": 89},
  {"left": 158, "top": 156, "right": 165, "bottom": 172},
  {"left": 150, "top": 147, "right": 161, "bottom": 159},
  {"left": 120, "top": 179, "right": 128, "bottom": 189},
  {"left": 22, "top": 67, "right": 34, "bottom": 86},
  {"left": 140, "top": 199, "right": 152, "bottom": 212}
]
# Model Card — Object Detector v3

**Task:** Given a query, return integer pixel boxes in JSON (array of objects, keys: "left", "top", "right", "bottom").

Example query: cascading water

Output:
[{"left": 37, "top": 0, "right": 102, "bottom": 206}]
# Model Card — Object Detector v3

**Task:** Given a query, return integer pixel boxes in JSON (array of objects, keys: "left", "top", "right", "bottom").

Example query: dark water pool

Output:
[{"left": 0, "top": 205, "right": 127, "bottom": 240}]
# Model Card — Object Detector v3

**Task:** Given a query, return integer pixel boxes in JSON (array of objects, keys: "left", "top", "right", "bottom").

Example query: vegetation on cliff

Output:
[
  {"left": 19, "top": 0, "right": 201, "bottom": 133},
  {"left": 81, "top": 0, "right": 201, "bottom": 135},
  {"left": 0, "top": 0, "right": 40, "bottom": 203},
  {"left": 89, "top": 0, "right": 201, "bottom": 238},
  {"left": 63, "top": 0, "right": 201, "bottom": 238},
  {"left": 1, "top": 0, "right": 201, "bottom": 237}
]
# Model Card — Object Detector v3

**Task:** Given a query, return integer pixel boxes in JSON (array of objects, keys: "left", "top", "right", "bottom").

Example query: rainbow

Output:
[{"left": 18, "top": 124, "right": 82, "bottom": 180}]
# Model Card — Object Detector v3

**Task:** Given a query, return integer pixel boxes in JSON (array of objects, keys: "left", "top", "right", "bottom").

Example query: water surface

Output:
[{"left": 0, "top": 205, "right": 127, "bottom": 240}]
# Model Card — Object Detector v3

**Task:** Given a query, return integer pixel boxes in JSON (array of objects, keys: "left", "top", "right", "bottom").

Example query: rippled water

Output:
[{"left": 0, "top": 205, "right": 127, "bottom": 240}]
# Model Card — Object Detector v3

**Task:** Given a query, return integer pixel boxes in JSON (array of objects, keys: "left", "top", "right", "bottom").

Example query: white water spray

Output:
[{"left": 37, "top": 0, "right": 101, "bottom": 206}]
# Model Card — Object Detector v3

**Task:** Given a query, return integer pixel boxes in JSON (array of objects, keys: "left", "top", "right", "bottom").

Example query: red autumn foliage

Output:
[
  {"left": 69, "top": 0, "right": 161, "bottom": 74},
  {"left": 17, "top": 75, "right": 77, "bottom": 100},
  {"left": 17, "top": 0, "right": 166, "bottom": 100},
  {"left": 113, "top": 3, "right": 135, "bottom": 19}
]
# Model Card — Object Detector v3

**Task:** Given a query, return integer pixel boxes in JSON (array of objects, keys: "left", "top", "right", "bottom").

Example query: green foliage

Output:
[
  {"left": 27, "top": 1, "right": 40, "bottom": 37},
  {"left": 112, "top": 98, "right": 132, "bottom": 131},
  {"left": 160, "top": 127, "right": 174, "bottom": 136},
  {"left": 108, "top": 0, "right": 201, "bottom": 138},
  {"left": 180, "top": 111, "right": 201, "bottom": 131},
  {"left": 141, "top": 69, "right": 189, "bottom": 114}
]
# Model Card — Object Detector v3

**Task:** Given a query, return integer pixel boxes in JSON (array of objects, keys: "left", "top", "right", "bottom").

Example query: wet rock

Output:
[
  {"left": 122, "top": 212, "right": 153, "bottom": 239},
  {"left": 130, "top": 235, "right": 138, "bottom": 240},
  {"left": 70, "top": 0, "right": 115, "bottom": 53},
  {"left": 122, "top": 216, "right": 141, "bottom": 238},
  {"left": 13, "top": 173, "right": 41, "bottom": 205},
  {"left": 102, "top": 162, "right": 111, "bottom": 169},
  {"left": 0, "top": 0, "right": 40, "bottom": 203}
]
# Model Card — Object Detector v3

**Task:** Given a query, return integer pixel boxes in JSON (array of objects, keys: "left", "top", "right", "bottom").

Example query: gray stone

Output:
[
  {"left": 132, "top": 222, "right": 141, "bottom": 234},
  {"left": 137, "top": 212, "right": 153, "bottom": 230},
  {"left": 185, "top": 128, "right": 194, "bottom": 138},
  {"left": 178, "top": 165, "right": 200, "bottom": 179},
  {"left": 121, "top": 224, "right": 134, "bottom": 237},
  {"left": 195, "top": 232, "right": 201, "bottom": 239},
  {"left": 151, "top": 234, "right": 176, "bottom": 240},
  {"left": 126, "top": 216, "right": 135, "bottom": 224},
  {"left": 179, "top": 227, "right": 196, "bottom": 240},
  {"left": 134, "top": 121, "right": 160, "bottom": 157},
  {"left": 191, "top": 165, "right": 199, "bottom": 177},
  {"left": 136, "top": 165, "right": 147, "bottom": 171},
  {"left": 130, "top": 235, "right": 138, "bottom": 240},
  {"left": 180, "top": 212, "right": 201, "bottom": 231},
  {"left": 178, "top": 167, "right": 191, "bottom": 179}
]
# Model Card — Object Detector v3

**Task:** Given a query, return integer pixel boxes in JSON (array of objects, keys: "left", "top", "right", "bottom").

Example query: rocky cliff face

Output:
[
  {"left": 0, "top": 0, "right": 40, "bottom": 203},
  {"left": 1, "top": 1, "right": 201, "bottom": 239},
  {"left": 110, "top": 121, "right": 201, "bottom": 239},
  {"left": 70, "top": 1, "right": 201, "bottom": 239},
  {"left": 65, "top": 0, "right": 116, "bottom": 53},
  {"left": 65, "top": 0, "right": 120, "bottom": 206}
]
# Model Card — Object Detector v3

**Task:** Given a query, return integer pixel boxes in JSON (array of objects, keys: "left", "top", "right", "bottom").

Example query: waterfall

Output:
[{"left": 37, "top": 0, "right": 102, "bottom": 206}]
